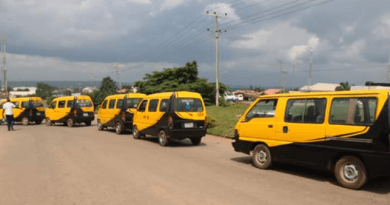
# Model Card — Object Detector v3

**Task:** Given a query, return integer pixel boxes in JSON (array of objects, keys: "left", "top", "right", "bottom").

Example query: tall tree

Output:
[
  {"left": 36, "top": 82, "right": 53, "bottom": 99},
  {"left": 88, "top": 77, "right": 117, "bottom": 106},
  {"left": 335, "top": 82, "right": 351, "bottom": 91},
  {"left": 134, "top": 61, "right": 226, "bottom": 104}
]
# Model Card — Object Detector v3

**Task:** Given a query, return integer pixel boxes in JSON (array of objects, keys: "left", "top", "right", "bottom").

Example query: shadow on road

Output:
[
  {"left": 139, "top": 137, "right": 206, "bottom": 147},
  {"left": 231, "top": 156, "right": 390, "bottom": 194}
]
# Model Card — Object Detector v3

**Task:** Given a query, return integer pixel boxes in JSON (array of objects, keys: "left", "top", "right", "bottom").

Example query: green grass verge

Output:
[{"left": 206, "top": 104, "right": 249, "bottom": 138}]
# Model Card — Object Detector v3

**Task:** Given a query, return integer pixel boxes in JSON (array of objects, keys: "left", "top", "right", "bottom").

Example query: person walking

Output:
[{"left": 2, "top": 99, "right": 15, "bottom": 131}]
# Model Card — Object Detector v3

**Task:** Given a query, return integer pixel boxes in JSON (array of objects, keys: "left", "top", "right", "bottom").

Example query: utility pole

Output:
[
  {"left": 1, "top": 34, "right": 7, "bottom": 96},
  {"left": 292, "top": 58, "right": 296, "bottom": 92},
  {"left": 308, "top": 48, "right": 313, "bottom": 91},
  {"left": 207, "top": 11, "right": 227, "bottom": 107},
  {"left": 275, "top": 58, "right": 283, "bottom": 89},
  {"left": 281, "top": 70, "right": 287, "bottom": 92},
  {"left": 113, "top": 63, "right": 122, "bottom": 89},
  {"left": 387, "top": 47, "right": 390, "bottom": 83}
]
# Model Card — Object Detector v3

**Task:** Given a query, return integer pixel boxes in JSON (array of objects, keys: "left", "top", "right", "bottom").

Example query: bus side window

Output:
[
  {"left": 138, "top": 100, "right": 147, "bottom": 112},
  {"left": 245, "top": 99, "right": 277, "bottom": 121},
  {"left": 159, "top": 99, "right": 170, "bottom": 112}
]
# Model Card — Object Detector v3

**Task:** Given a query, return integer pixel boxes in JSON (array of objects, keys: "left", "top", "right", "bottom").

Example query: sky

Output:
[{"left": 1, "top": 0, "right": 390, "bottom": 88}]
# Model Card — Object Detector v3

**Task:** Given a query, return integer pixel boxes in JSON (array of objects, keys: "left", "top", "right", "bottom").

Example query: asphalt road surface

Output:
[{"left": 0, "top": 119, "right": 389, "bottom": 205}]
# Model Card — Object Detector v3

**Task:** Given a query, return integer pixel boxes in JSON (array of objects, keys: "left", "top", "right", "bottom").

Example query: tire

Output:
[
  {"left": 115, "top": 121, "right": 124, "bottom": 134},
  {"left": 85, "top": 121, "right": 91, "bottom": 126},
  {"left": 22, "top": 117, "right": 29, "bottom": 125},
  {"left": 253, "top": 144, "right": 272, "bottom": 169},
  {"left": 190, "top": 137, "right": 202, "bottom": 145},
  {"left": 35, "top": 120, "right": 42, "bottom": 125},
  {"left": 67, "top": 118, "right": 74, "bottom": 128},
  {"left": 97, "top": 120, "right": 104, "bottom": 131},
  {"left": 132, "top": 126, "right": 140, "bottom": 139},
  {"left": 158, "top": 130, "right": 169, "bottom": 146},
  {"left": 334, "top": 156, "right": 367, "bottom": 190},
  {"left": 45, "top": 118, "right": 52, "bottom": 126}
]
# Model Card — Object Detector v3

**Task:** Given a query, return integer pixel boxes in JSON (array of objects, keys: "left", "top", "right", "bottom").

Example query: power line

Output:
[{"left": 226, "top": 0, "right": 334, "bottom": 30}]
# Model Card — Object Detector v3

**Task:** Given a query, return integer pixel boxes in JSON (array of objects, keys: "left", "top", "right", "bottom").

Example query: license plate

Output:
[
  {"left": 184, "top": 122, "right": 194, "bottom": 128},
  {"left": 36, "top": 113, "right": 41, "bottom": 116},
  {"left": 83, "top": 113, "right": 88, "bottom": 117}
]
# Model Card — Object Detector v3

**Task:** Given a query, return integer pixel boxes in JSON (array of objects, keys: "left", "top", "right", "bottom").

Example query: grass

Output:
[{"left": 206, "top": 103, "right": 249, "bottom": 138}]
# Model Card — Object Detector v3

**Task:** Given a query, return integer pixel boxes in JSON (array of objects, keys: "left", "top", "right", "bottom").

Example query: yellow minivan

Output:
[
  {"left": 45, "top": 95, "right": 94, "bottom": 127},
  {"left": 97, "top": 93, "right": 146, "bottom": 134},
  {"left": 132, "top": 91, "right": 207, "bottom": 146},
  {"left": 0, "top": 97, "right": 45, "bottom": 125},
  {"left": 232, "top": 90, "right": 390, "bottom": 189}
]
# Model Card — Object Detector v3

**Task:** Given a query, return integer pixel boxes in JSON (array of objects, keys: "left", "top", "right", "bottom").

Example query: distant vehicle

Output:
[
  {"left": 0, "top": 97, "right": 45, "bottom": 125},
  {"left": 45, "top": 95, "right": 94, "bottom": 127},
  {"left": 237, "top": 94, "right": 244, "bottom": 101},
  {"left": 233, "top": 90, "right": 390, "bottom": 190},
  {"left": 132, "top": 91, "right": 207, "bottom": 146},
  {"left": 224, "top": 91, "right": 239, "bottom": 102},
  {"left": 97, "top": 93, "right": 146, "bottom": 134}
]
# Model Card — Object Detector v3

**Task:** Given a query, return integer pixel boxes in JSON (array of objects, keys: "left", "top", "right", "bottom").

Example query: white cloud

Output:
[
  {"left": 373, "top": 14, "right": 390, "bottom": 39},
  {"left": 5, "top": 53, "right": 174, "bottom": 82},
  {"left": 332, "top": 39, "right": 366, "bottom": 63},
  {"left": 203, "top": 3, "right": 240, "bottom": 23}
]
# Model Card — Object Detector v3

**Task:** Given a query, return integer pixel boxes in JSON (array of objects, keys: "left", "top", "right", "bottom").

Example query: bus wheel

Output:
[
  {"left": 45, "top": 118, "right": 52, "bottom": 126},
  {"left": 190, "top": 137, "right": 201, "bottom": 145},
  {"left": 35, "top": 120, "right": 42, "bottom": 125},
  {"left": 97, "top": 120, "right": 104, "bottom": 131},
  {"left": 67, "top": 118, "right": 74, "bottom": 127},
  {"left": 85, "top": 121, "right": 91, "bottom": 126},
  {"left": 22, "top": 117, "right": 29, "bottom": 125},
  {"left": 334, "top": 156, "right": 367, "bottom": 190},
  {"left": 115, "top": 121, "right": 124, "bottom": 134},
  {"left": 158, "top": 130, "right": 169, "bottom": 146},
  {"left": 253, "top": 144, "right": 272, "bottom": 169},
  {"left": 132, "top": 126, "right": 140, "bottom": 139}
]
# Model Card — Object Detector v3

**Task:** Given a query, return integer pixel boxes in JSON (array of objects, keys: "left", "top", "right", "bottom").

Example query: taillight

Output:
[
  {"left": 168, "top": 116, "right": 174, "bottom": 129},
  {"left": 73, "top": 110, "right": 77, "bottom": 116}
]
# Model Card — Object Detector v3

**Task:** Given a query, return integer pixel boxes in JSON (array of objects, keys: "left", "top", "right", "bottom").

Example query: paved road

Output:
[{"left": 0, "top": 120, "right": 389, "bottom": 205}]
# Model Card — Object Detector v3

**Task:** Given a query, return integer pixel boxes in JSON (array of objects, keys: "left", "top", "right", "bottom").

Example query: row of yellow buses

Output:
[
  {"left": 2, "top": 90, "right": 390, "bottom": 189},
  {"left": 97, "top": 91, "right": 207, "bottom": 146}
]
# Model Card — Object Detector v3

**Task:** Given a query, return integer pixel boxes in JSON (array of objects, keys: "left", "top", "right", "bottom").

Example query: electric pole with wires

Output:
[
  {"left": 113, "top": 63, "right": 122, "bottom": 89},
  {"left": 1, "top": 34, "right": 7, "bottom": 96},
  {"left": 207, "top": 11, "right": 227, "bottom": 107}
]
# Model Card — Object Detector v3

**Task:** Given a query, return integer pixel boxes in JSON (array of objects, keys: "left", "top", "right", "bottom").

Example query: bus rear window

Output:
[
  {"left": 126, "top": 98, "right": 142, "bottom": 108},
  {"left": 174, "top": 98, "right": 203, "bottom": 112}
]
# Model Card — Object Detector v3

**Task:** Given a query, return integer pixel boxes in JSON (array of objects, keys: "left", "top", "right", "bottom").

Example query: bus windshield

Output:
[
  {"left": 77, "top": 99, "right": 93, "bottom": 107},
  {"left": 32, "top": 101, "right": 44, "bottom": 108},
  {"left": 174, "top": 98, "right": 203, "bottom": 112}
]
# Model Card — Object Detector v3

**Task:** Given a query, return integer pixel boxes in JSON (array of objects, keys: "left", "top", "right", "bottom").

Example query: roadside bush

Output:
[
  {"left": 206, "top": 115, "right": 217, "bottom": 128},
  {"left": 219, "top": 97, "right": 230, "bottom": 107}
]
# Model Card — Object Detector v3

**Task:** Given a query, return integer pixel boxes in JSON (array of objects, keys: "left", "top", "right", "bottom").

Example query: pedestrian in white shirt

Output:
[{"left": 2, "top": 99, "right": 15, "bottom": 131}]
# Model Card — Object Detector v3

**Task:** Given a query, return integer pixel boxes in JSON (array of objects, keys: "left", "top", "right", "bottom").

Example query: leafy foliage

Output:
[
  {"left": 335, "top": 82, "right": 351, "bottom": 91},
  {"left": 36, "top": 82, "right": 54, "bottom": 100},
  {"left": 88, "top": 77, "right": 117, "bottom": 107},
  {"left": 134, "top": 61, "right": 226, "bottom": 104}
]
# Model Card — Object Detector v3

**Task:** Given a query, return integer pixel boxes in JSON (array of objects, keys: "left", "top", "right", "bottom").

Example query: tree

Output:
[
  {"left": 134, "top": 61, "right": 226, "bottom": 105},
  {"left": 88, "top": 77, "right": 117, "bottom": 106},
  {"left": 36, "top": 82, "right": 54, "bottom": 100},
  {"left": 335, "top": 82, "right": 351, "bottom": 91}
]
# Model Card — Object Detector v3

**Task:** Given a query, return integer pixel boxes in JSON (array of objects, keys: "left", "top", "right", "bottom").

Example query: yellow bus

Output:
[
  {"left": 0, "top": 97, "right": 45, "bottom": 125},
  {"left": 97, "top": 93, "right": 146, "bottom": 134},
  {"left": 132, "top": 91, "right": 207, "bottom": 146},
  {"left": 233, "top": 90, "right": 390, "bottom": 189},
  {"left": 45, "top": 95, "right": 94, "bottom": 127}
]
